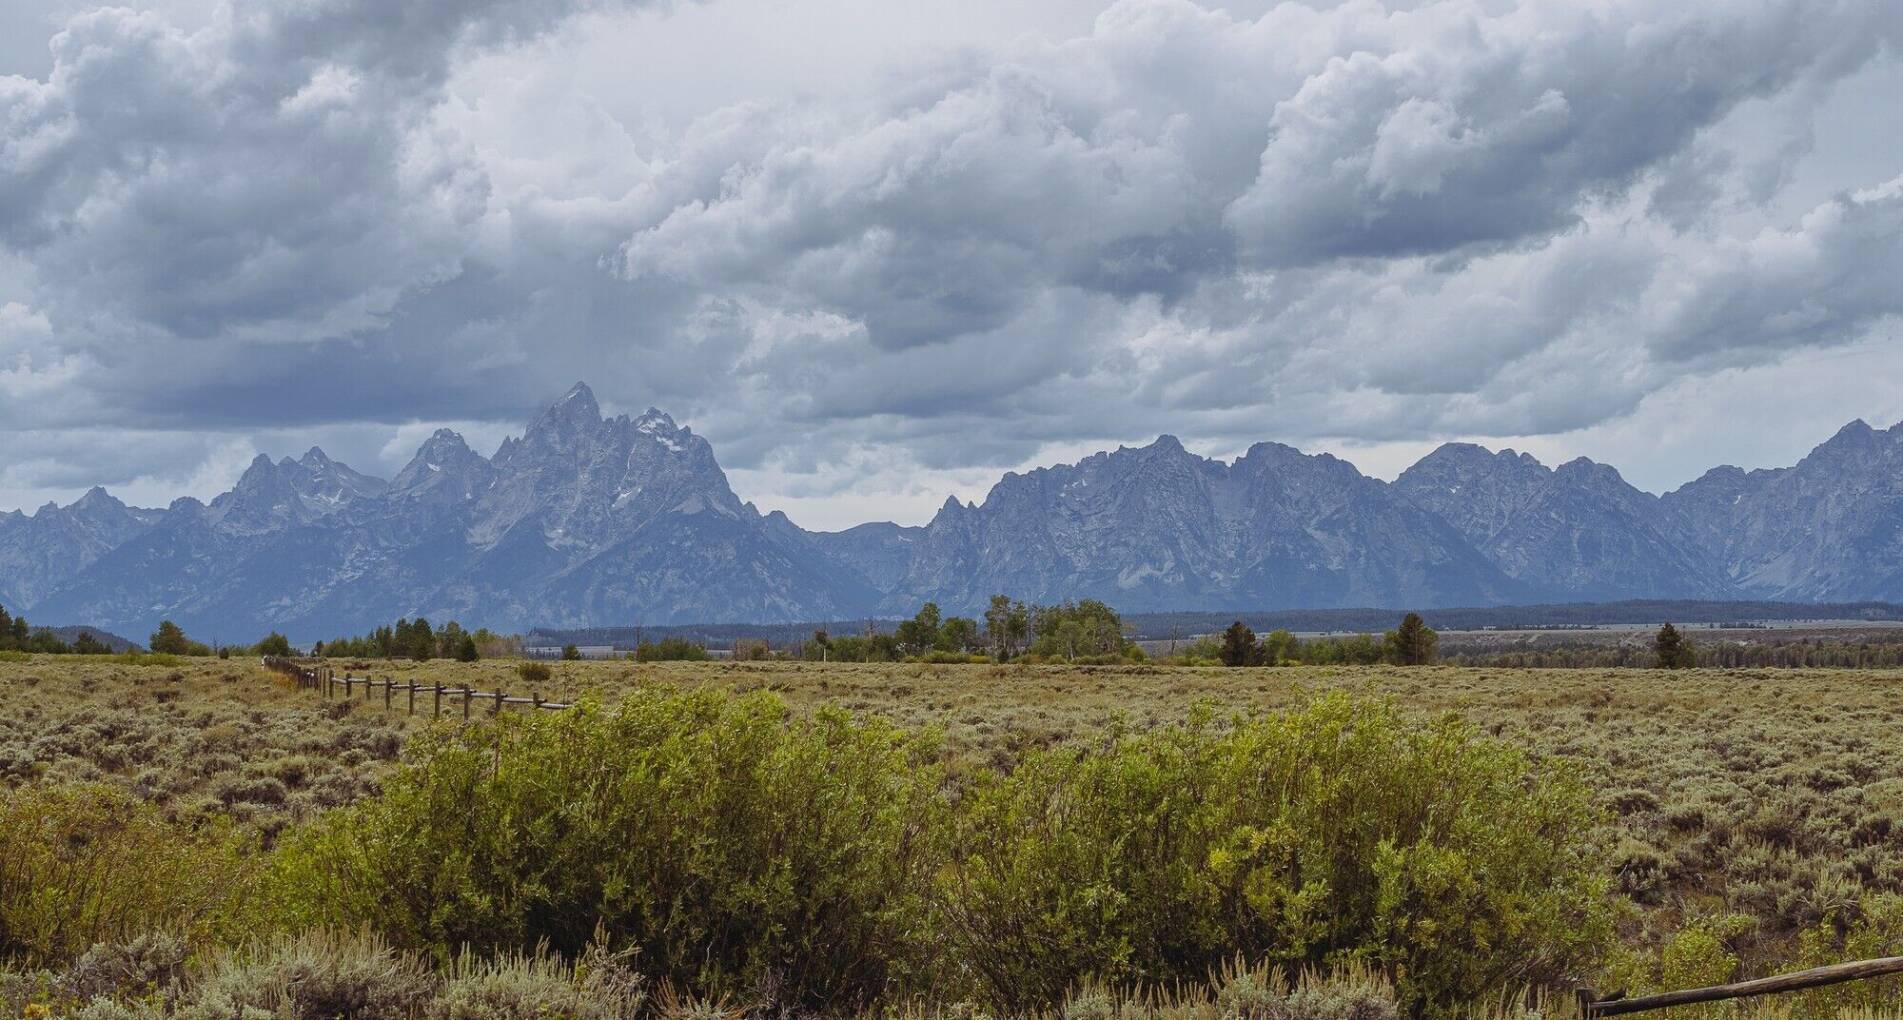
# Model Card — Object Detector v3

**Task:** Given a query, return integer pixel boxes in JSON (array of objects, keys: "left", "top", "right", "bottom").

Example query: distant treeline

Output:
[
  {"left": 528, "top": 599, "right": 1903, "bottom": 650},
  {"left": 531, "top": 598, "right": 1144, "bottom": 664},
  {"left": 0, "top": 604, "right": 117, "bottom": 655},
  {"left": 317, "top": 618, "right": 519, "bottom": 661},
  {"left": 0, "top": 606, "right": 304, "bottom": 660},
  {"left": 1180, "top": 614, "right": 1440, "bottom": 667},
  {"left": 1441, "top": 630, "right": 1903, "bottom": 669},
  {"left": 1124, "top": 599, "right": 1903, "bottom": 638}
]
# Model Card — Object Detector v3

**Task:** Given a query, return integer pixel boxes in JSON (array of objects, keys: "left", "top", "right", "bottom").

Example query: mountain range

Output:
[{"left": 5, "top": 383, "right": 1901, "bottom": 639}]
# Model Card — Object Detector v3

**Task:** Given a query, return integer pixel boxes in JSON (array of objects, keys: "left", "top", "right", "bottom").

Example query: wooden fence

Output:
[
  {"left": 1578, "top": 956, "right": 1903, "bottom": 1016},
  {"left": 261, "top": 656, "right": 572, "bottom": 718}
]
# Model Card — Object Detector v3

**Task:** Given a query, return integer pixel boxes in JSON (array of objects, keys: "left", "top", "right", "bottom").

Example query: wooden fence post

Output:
[
  {"left": 462, "top": 685, "right": 471, "bottom": 719},
  {"left": 384, "top": 677, "right": 392, "bottom": 711},
  {"left": 494, "top": 689, "right": 505, "bottom": 715},
  {"left": 433, "top": 683, "right": 443, "bottom": 718},
  {"left": 408, "top": 681, "right": 416, "bottom": 716},
  {"left": 533, "top": 692, "right": 542, "bottom": 711}
]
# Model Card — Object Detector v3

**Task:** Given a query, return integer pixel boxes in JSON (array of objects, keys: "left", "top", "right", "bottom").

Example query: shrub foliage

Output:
[
  {"left": 943, "top": 694, "right": 1608, "bottom": 1013},
  {"left": 259, "top": 689, "right": 1606, "bottom": 1013},
  {"left": 271, "top": 689, "right": 946, "bottom": 1012},
  {"left": 0, "top": 786, "right": 254, "bottom": 964}
]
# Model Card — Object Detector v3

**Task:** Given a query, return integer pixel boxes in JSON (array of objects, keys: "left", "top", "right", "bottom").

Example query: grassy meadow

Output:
[{"left": 4, "top": 654, "right": 1903, "bottom": 1017}]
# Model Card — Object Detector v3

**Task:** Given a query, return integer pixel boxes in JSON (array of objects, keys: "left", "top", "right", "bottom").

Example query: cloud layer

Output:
[{"left": 2, "top": 0, "right": 1900, "bottom": 527}]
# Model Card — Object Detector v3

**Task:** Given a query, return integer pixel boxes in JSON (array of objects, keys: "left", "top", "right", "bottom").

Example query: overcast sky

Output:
[{"left": 2, "top": 0, "right": 1900, "bottom": 529}]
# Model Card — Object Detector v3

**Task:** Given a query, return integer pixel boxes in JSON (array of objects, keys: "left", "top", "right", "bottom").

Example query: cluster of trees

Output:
[
  {"left": 3, "top": 612, "right": 310, "bottom": 661},
  {"left": 0, "top": 605, "right": 110, "bottom": 655},
  {"left": 633, "top": 637, "right": 710, "bottom": 661},
  {"left": 1201, "top": 617, "right": 1710, "bottom": 670},
  {"left": 314, "top": 619, "right": 510, "bottom": 662},
  {"left": 147, "top": 620, "right": 213, "bottom": 656},
  {"left": 1209, "top": 612, "right": 1441, "bottom": 666},
  {"left": 800, "top": 597, "right": 1140, "bottom": 663}
]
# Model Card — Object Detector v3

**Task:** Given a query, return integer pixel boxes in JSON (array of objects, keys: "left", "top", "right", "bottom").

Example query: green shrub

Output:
[
  {"left": 0, "top": 786, "right": 256, "bottom": 965},
  {"left": 516, "top": 661, "right": 551, "bottom": 685},
  {"left": 270, "top": 689, "right": 946, "bottom": 1011},
  {"left": 942, "top": 693, "right": 1610, "bottom": 1014},
  {"left": 634, "top": 637, "right": 709, "bottom": 662}
]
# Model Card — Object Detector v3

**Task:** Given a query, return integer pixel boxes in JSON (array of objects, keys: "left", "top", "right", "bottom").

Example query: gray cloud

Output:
[
  {"left": 1227, "top": 0, "right": 1899, "bottom": 263},
  {"left": 0, "top": 0, "right": 654, "bottom": 349},
  {"left": 1, "top": 0, "right": 1900, "bottom": 526},
  {"left": 1649, "top": 176, "right": 1903, "bottom": 362}
]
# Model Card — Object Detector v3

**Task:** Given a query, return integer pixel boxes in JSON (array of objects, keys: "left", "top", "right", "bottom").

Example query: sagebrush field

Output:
[{"left": 4, "top": 655, "right": 1902, "bottom": 1018}]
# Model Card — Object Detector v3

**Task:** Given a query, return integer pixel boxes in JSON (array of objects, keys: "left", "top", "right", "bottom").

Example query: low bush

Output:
[
  {"left": 942, "top": 694, "right": 1610, "bottom": 1014},
  {"left": 0, "top": 786, "right": 255, "bottom": 965},
  {"left": 270, "top": 690, "right": 946, "bottom": 1012}
]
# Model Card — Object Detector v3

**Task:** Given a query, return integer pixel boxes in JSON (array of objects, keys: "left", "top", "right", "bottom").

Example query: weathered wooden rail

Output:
[
  {"left": 1579, "top": 955, "right": 1903, "bottom": 1016},
  {"left": 261, "top": 656, "right": 572, "bottom": 717}
]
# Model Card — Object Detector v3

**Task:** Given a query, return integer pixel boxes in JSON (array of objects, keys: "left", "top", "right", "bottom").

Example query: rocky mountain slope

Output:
[
  {"left": 1662, "top": 420, "right": 1903, "bottom": 601},
  {"left": 1394, "top": 445, "right": 1736, "bottom": 601},
  {"left": 7, "top": 385, "right": 1902, "bottom": 637},
  {"left": 872, "top": 437, "right": 1522, "bottom": 614}
]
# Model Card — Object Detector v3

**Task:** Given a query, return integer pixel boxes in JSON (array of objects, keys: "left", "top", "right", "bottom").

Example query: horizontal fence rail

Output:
[
  {"left": 261, "top": 656, "right": 572, "bottom": 718},
  {"left": 1580, "top": 956, "right": 1903, "bottom": 1016}
]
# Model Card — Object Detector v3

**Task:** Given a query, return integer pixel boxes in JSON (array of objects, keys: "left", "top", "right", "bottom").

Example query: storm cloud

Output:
[{"left": 1, "top": 0, "right": 1900, "bottom": 528}]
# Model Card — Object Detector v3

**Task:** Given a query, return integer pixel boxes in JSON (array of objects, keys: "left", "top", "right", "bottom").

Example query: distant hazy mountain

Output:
[
  {"left": 1662, "top": 420, "right": 1903, "bottom": 601},
  {"left": 0, "top": 487, "right": 164, "bottom": 610},
  {"left": 1394, "top": 444, "right": 1736, "bottom": 601},
  {"left": 9, "top": 383, "right": 1903, "bottom": 638},
  {"left": 870, "top": 436, "right": 1521, "bottom": 614}
]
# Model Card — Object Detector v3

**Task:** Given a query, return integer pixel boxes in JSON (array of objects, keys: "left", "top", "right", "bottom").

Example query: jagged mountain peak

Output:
[
  {"left": 1235, "top": 440, "right": 1363, "bottom": 479},
  {"left": 72, "top": 486, "right": 120, "bottom": 509},
  {"left": 229, "top": 454, "right": 286, "bottom": 492},
  {"left": 417, "top": 427, "right": 477, "bottom": 455},
  {"left": 1407, "top": 441, "right": 1548, "bottom": 477},
  {"left": 1686, "top": 463, "right": 1748, "bottom": 484},
  {"left": 1806, "top": 417, "right": 1901, "bottom": 459},
  {"left": 392, "top": 428, "right": 492, "bottom": 500},
  {"left": 560, "top": 380, "right": 599, "bottom": 411},
  {"left": 521, "top": 382, "right": 604, "bottom": 443},
  {"left": 1554, "top": 456, "right": 1628, "bottom": 486},
  {"left": 1238, "top": 439, "right": 1309, "bottom": 460}
]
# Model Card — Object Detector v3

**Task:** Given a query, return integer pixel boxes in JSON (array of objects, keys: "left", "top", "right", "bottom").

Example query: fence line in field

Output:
[
  {"left": 1575, "top": 954, "right": 1903, "bottom": 1016},
  {"left": 260, "top": 656, "right": 572, "bottom": 718}
]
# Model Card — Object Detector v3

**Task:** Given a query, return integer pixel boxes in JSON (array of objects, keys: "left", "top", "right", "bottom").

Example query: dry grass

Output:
[
  {"left": 8, "top": 655, "right": 1903, "bottom": 977},
  {"left": 0, "top": 657, "right": 408, "bottom": 839}
]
